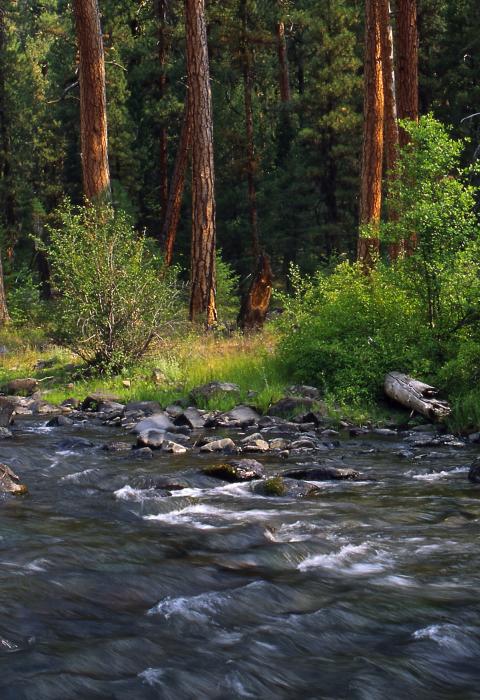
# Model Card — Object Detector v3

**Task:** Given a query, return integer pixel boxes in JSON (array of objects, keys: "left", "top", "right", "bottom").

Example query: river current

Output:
[{"left": 0, "top": 417, "right": 479, "bottom": 699}]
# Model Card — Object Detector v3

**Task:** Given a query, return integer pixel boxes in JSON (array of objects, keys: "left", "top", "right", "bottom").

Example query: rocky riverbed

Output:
[{"left": 0, "top": 385, "right": 479, "bottom": 698}]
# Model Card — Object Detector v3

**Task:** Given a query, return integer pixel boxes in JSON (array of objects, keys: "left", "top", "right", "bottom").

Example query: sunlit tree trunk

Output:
[
  {"left": 276, "top": 17, "right": 291, "bottom": 103},
  {"left": 240, "top": 0, "right": 260, "bottom": 259},
  {"left": 395, "top": 0, "right": 418, "bottom": 146},
  {"left": 163, "top": 93, "right": 192, "bottom": 266},
  {"left": 185, "top": 0, "right": 217, "bottom": 327},
  {"left": 155, "top": 0, "right": 169, "bottom": 229},
  {"left": 73, "top": 0, "right": 111, "bottom": 202},
  {"left": 358, "top": 0, "right": 384, "bottom": 270}
]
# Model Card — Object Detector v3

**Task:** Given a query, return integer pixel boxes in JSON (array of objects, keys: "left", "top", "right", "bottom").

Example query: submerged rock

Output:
[
  {"left": 203, "top": 459, "right": 264, "bottom": 482},
  {"left": 282, "top": 466, "right": 360, "bottom": 480},
  {"left": 0, "top": 427, "right": 12, "bottom": 439},
  {"left": 46, "top": 415, "right": 74, "bottom": 427},
  {"left": 0, "top": 464, "right": 28, "bottom": 495},
  {"left": 132, "top": 475, "right": 189, "bottom": 491},
  {"left": 251, "top": 477, "right": 321, "bottom": 498},
  {"left": 174, "top": 407, "right": 205, "bottom": 430},
  {"left": 56, "top": 437, "right": 96, "bottom": 450}
]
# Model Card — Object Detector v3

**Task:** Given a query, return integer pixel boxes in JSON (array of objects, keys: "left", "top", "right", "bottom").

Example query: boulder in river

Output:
[
  {"left": 125, "top": 400, "right": 162, "bottom": 416},
  {"left": 132, "top": 412, "right": 175, "bottom": 434},
  {"left": 132, "top": 475, "right": 190, "bottom": 491},
  {"left": 0, "top": 427, "right": 12, "bottom": 439},
  {"left": 0, "top": 464, "right": 28, "bottom": 495},
  {"left": 162, "top": 440, "right": 188, "bottom": 454},
  {"left": 4, "top": 378, "right": 39, "bottom": 396},
  {"left": 174, "top": 407, "right": 205, "bottom": 430},
  {"left": 203, "top": 459, "right": 264, "bottom": 482},
  {"left": 251, "top": 477, "right": 321, "bottom": 498},
  {"left": 282, "top": 466, "right": 360, "bottom": 480},
  {"left": 46, "top": 415, "right": 74, "bottom": 427},
  {"left": 199, "top": 438, "right": 237, "bottom": 453},
  {"left": 82, "top": 393, "right": 122, "bottom": 411},
  {"left": 468, "top": 458, "right": 480, "bottom": 483},
  {"left": 209, "top": 405, "right": 260, "bottom": 429}
]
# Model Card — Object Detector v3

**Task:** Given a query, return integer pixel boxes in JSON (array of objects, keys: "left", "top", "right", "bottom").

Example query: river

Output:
[{"left": 0, "top": 416, "right": 479, "bottom": 699}]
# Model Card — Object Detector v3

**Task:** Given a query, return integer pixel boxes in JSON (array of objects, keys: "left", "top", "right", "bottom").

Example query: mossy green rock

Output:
[
  {"left": 203, "top": 459, "right": 264, "bottom": 482},
  {"left": 251, "top": 477, "right": 321, "bottom": 498}
]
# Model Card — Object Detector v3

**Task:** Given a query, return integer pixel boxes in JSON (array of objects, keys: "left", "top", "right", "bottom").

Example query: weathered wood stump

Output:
[{"left": 384, "top": 372, "right": 451, "bottom": 421}]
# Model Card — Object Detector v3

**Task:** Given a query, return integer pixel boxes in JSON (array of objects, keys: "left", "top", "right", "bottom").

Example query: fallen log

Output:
[{"left": 384, "top": 372, "right": 451, "bottom": 421}]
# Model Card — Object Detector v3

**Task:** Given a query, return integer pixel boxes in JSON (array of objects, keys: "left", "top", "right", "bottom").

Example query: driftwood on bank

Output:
[
  {"left": 238, "top": 253, "right": 273, "bottom": 331},
  {"left": 384, "top": 372, "right": 451, "bottom": 421}
]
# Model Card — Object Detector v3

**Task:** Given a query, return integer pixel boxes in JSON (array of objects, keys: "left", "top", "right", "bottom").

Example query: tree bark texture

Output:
[
  {"left": 238, "top": 253, "right": 273, "bottom": 331},
  {"left": 0, "top": 7, "right": 10, "bottom": 324},
  {"left": 185, "top": 0, "right": 217, "bottom": 327},
  {"left": 73, "top": 0, "right": 111, "bottom": 202},
  {"left": 155, "top": 0, "right": 169, "bottom": 228},
  {"left": 240, "top": 0, "right": 260, "bottom": 259},
  {"left": 276, "top": 19, "right": 291, "bottom": 104},
  {"left": 163, "top": 92, "right": 192, "bottom": 266},
  {"left": 358, "top": 0, "right": 384, "bottom": 267},
  {"left": 395, "top": 0, "right": 418, "bottom": 147},
  {"left": 385, "top": 372, "right": 451, "bottom": 420}
]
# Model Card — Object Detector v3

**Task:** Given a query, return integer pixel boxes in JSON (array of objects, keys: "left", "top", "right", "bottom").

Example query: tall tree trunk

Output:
[
  {"left": 185, "top": 0, "right": 217, "bottom": 327},
  {"left": 358, "top": 0, "right": 384, "bottom": 270},
  {"left": 379, "top": 0, "right": 403, "bottom": 260},
  {"left": 73, "top": 0, "right": 111, "bottom": 203},
  {"left": 0, "top": 6, "right": 10, "bottom": 324},
  {"left": 395, "top": 0, "right": 418, "bottom": 147},
  {"left": 155, "top": 0, "right": 169, "bottom": 229},
  {"left": 276, "top": 18, "right": 291, "bottom": 103},
  {"left": 163, "top": 92, "right": 192, "bottom": 266},
  {"left": 240, "top": 0, "right": 260, "bottom": 259}
]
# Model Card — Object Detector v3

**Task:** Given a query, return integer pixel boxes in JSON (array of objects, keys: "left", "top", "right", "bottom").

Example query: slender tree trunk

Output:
[
  {"left": 395, "top": 0, "right": 418, "bottom": 147},
  {"left": 185, "top": 0, "right": 217, "bottom": 327},
  {"left": 240, "top": 0, "right": 260, "bottom": 259},
  {"left": 73, "top": 0, "right": 111, "bottom": 203},
  {"left": 0, "top": 6, "right": 10, "bottom": 323},
  {"left": 358, "top": 0, "right": 384, "bottom": 269},
  {"left": 276, "top": 19, "right": 291, "bottom": 103},
  {"left": 379, "top": 0, "right": 403, "bottom": 260},
  {"left": 155, "top": 0, "right": 169, "bottom": 229},
  {"left": 163, "top": 93, "right": 192, "bottom": 266}
]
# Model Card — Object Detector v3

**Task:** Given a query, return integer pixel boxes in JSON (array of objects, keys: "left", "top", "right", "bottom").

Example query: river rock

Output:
[
  {"left": 102, "top": 441, "right": 133, "bottom": 452},
  {"left": 61, "top": 397, "right": 80, "bottom": 409},
  {"left": 174, "top": 407, "right": 205, "bottom": 430},
  {"left": 0, "top": 398, "right": 14, "bottom": 427},
  {"left": 242, "top": 439, "right": 270, "bottom": 453},
  {"left": 287, "top": 385, "right": 321, "bottom": 399},
  {"left": 211, "top": 405, "right": 260, "bottom": 428},
  {"left": 199, "top": 438, "right": 237, "bottom": 453},
  {"left": 132, "top": 447, "right": 153, "bottom": 459},
  {"left": 137, "top": 430, "right": 190, "bottom": 449},
  {"left": 251, "top": 477, "right": 321, "bottom": 498},
  {"left": 46, "top": 415, "right": 74, "bottom": 427},
  {"left": 468, "top": 458, "right": 480, "bottom": 483},
  {"left": 4, "top": 378, "right": 39, "bottom": 395},
  {"left": 0, "top": 464, "right": 28, "bottom": 495},
  {"left": 132, "top": 476, "right": 189, "bottom": 491},
  {"left": 203, "top": 459, "right": 264, "bottom": 482},
  {"left": 268, "top": 438, "right": 290, "bottom": 450},
  {"left": 31, "top": 401, "right": 59, "bottom": 415},
  {"left": 82, "top": 393, "right": 122, "bottom": 411},
  {"left": 56, "top": 437, "right": 96, "bottom": 450},
  {"left": 282, "top": 466, "right": 360, "bottom": 480},
  {"left": 132, "top": 412, "right": 175, "bottom": 434},
  {"left": 0, "top": 427, "right": 12, "bottom": 439},
  {"left": 190, "top": 381, "right": 240, "bottom": 404},
  {"left": 125, "top": 400, "right": 162, "bottom": 416},
  {"left": 165, "top": 404, "right": 185, "bottom": 418},
  {"left": 267, "top": 397, "right": 318, "bottom": 418},
  {"left": 162, "top": 440, "right": 188, "bottom": 454}
]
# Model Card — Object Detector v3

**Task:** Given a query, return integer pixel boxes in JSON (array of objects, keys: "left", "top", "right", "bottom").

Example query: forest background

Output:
[{"left": 1, "top": 0, "right": 480, "bottom": 431}]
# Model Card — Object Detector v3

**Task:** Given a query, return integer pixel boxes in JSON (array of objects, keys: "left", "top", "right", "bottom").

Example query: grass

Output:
[{"left": 0, "top": 324, "right": 287, "bottom": 413}]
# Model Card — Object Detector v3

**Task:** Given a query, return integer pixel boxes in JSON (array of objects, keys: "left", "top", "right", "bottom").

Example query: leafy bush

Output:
[
  {"left": 46, "top": 203, "right": 179, "bottom": 373},
  {"left": 277, "top": 262, "right": 431, "bottom": 403},
  {"left": 5, "top": 265, "right": 46, "bottom": 326}
]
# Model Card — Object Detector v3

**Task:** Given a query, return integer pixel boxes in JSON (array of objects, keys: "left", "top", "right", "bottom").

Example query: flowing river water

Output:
[{"left": 0, "top": 416, "right": 479, "bottom": 699}]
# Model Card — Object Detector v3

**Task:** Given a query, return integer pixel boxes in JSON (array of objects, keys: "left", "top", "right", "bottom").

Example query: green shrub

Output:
[
  {"left": 46, "top": 202, "right": 180, "bottom": 373},
  {"left": 6, "top": 265, "right": 46, "bottom": 326},
  {"left": 215, "top": 251, "right": 240, "bottom": 326}
]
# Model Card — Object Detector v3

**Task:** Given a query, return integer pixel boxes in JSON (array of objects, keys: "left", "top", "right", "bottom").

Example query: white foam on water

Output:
[
  {"left": 114, "top": 485, "right": 162, "bottom": 503},
  {"left": 61, "top": 468, "right": 97, "bottom": 483},
  {"left": 170, "top": 482, "right": 251, "bottom": 499},
  {"left": 298, "top": 542, "right": 390, "bottom": 574},
  {"left": 144, "top": 503, "right": 294, "bottom": 529},
  {"left": 412, "top": 624, "right": 475, "bottom": 654},
  {"left": 54, "top": 449, "right": 81, "bottom": 457},
  {"left": 412, "top": 466, "right": 469, "bottom": 481},
  {"left": 265, "top": 520, "right": 321, "bottom": 543},
  {"left": 147, "top": 589, "right": 223, "bottom": 621},
  {"left": 138, "top": 667, "right": 165, "bottom": 686},
  {"left": 25, "top": 558, "right": 50, "bottom": 573},
  {"left": 380, "top": 574, "right": 417, "bottom": 587}
]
